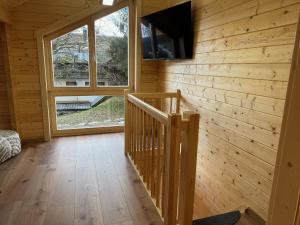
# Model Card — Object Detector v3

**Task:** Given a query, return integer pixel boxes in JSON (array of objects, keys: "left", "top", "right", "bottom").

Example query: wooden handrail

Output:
[
  {"left": 128, "top": 94, "right": 168, "bottom": 124},
  {"left": 131, "top": 91, "right": 178, "bottom": 99},
  {"left": 124, "top": 90, "right": 199, "bottom": 225}
]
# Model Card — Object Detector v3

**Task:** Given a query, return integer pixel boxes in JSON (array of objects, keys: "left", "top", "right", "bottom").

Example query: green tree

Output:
[{"left": 97, "top": 7, "right": 129, "bottom": 86}]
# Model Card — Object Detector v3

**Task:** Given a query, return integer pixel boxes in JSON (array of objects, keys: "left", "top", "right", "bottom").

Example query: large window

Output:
[
  {"left": 51, "top": 25, "right": 90, "bottom": 87},
  {"left": 55, "top": 96, "right": 124, "bottom": 130},
  {"left": 45, "top": 3, "right": 132, "bottom": 136},
  {"left": 95, "top": 7, "right": 129, "bottom": 87}
]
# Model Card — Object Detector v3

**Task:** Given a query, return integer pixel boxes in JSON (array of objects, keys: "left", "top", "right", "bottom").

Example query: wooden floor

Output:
[{"left": 0, "top": 133, "right": 163, "bottom": 225}]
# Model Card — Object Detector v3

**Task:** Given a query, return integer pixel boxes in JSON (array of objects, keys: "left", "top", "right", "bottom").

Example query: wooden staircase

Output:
[
  {"left": 124, "top": 90, "right": 266, "bottom": 225},
  {"left": 124, "top": 90, "right": 200, "bottom": 225}
]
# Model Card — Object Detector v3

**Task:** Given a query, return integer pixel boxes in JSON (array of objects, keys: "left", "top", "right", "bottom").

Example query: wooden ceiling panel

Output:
[{"left": 0, "top": 0, "right": 29, "bottom": 9}]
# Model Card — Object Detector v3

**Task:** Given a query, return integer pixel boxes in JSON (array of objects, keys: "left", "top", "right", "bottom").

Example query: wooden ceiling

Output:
[
  {"left": 0, "top": 0, "right": 117, "bottom": 23},
  {"left": 0, "top": 0, "right": 29, "bottom": 8},
  {"left": 0, "top": 0, "right": 108, "bottom": 9}
]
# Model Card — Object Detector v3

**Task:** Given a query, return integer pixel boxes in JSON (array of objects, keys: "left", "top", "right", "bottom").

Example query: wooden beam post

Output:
[
  {"left": 37, "top": 36, "right": 51, "bottom": 141},
  {"left": 134, "top": 0, "right": 142, "bottom": 91},
  {"left": 164, "top": 113, "right": 181, "bottom": 225},
  {"left": 178, "top": 111, "right": 200, "bottom": 225},
  {"left": 124, "top": 89, "right": 131, "bottom": 156}
]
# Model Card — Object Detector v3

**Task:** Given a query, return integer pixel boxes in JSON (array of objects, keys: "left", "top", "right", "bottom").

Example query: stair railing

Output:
[{"left": 124, "top": 89, "right": 200, "bottom": 225}]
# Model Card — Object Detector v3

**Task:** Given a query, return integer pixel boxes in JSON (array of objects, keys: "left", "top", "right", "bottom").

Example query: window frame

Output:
[{"left": 44, "top": 1, "right": 133, "bottom": 137}]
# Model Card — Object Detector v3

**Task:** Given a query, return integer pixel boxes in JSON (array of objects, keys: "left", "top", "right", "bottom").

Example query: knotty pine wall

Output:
[
  {"left": 143, "top": 0, "right": 300, "bottom": 220},
  {"left": 0, "top": 23, "right": 12, "bottom": 130},
  {"left": 4, "top": 0, "right": 100, "bottom": 140},
  {"left": 140, "top": 60, "right": 159, "bottom": 92}
]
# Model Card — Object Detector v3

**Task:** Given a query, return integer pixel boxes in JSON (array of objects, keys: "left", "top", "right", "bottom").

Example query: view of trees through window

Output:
[
  {"left": 50, "top": 7, "right": 129, "bottom": 88},
  {"left": 51, "top": 25, "right": 90, "bottom": 87},
  {"left": 95, "top": 7, "right": 129, "bottom": 86},
  {"left": 50, "top": 7, "right": 129, "bottom": 131}
]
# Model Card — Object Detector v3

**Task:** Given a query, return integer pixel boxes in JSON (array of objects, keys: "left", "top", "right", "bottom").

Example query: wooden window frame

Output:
[{"left": 42, "top": 0, "right": 134, "bottom": 137}]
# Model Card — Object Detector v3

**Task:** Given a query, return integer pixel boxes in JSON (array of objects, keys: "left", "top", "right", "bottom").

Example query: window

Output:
[
  {"left": 51, "top": 25, "right": 90, "bottom": 87},
  {"left": 55, "top": 96, "right": 124, "bottom": 130},
  {"left": 46, "top": 4, "right": 132, "bottom": 136},
  {"left": 95, "top": 7, "right": 129, "bottom": 87}
]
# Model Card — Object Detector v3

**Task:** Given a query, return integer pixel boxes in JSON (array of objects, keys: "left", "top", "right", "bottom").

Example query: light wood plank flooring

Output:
[{"left": 0, "top": 133, "right": 163, "bottom": 225}]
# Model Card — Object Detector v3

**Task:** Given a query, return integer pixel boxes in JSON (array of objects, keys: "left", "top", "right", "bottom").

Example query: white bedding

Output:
[{"left": 0, "top": 130, "right": 21, "bottom": 164}]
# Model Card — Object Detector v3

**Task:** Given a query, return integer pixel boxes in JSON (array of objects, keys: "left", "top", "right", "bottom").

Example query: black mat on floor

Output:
[{"left": 192, "top": 211, "right": 241, "bottom": 225}]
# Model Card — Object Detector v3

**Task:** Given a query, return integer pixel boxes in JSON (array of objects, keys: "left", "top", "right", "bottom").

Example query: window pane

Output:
[
  {"left": 95, "top": 7, "right": 129, "bottom": 87},
  {"left": 51, "top": 25, "right": 90, "bottom": 87},
  {"left": 55, "top": 96, "right": 124, "bottom": 130}
]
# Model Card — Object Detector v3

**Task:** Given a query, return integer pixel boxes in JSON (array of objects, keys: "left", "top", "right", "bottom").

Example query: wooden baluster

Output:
[
  {"left": 145, "top": 113, "right": 151, "bottom": 185},
  {"left": 124, "top": 90, "right": 130, "bottom": 156},
  {"left": 142, "top": 110, "right": 146, "bottom": 181},
  {"left": 140, "top": 109, "right": 142, "bottom": 176},
  {"left": 131, "top": 103, "right": 134, "bottom": 158},
  {"left": 146, "top": 113, "right": 151, "bottom": 189},
  {"left": 148, "top": 114, "right": 152, "bottom": 189},
  {"left": 128, "top": 102, "right": 132, "bottom": 157},
  {"left": 139, "top": 109, "right": 143, "bottom": 176},
  {"left": 131, "top": 105, "right": 134, "bottom": 161},
  {"left": 161, "top": 124, "right": 167, "bottom": 217},
  {"left": 150, "top": 117, "right": 155, "bottom": 198},
  {"left": 144, "top": 112, "right": 147, "bottom": 185},
  {"left": 132, "top": 104, "right": 135, "bottom": 157},
  {"left": 155, "top": 121, "right": 161, "bottom": 208},
  {"left": 134, "top": 106, "right": 138, "bottom": 166},
  {"left": 134, "top": 105, "right": 138, "bottom": 163},
  {"left": 170, "top": 97, "right": 173, "bottom": 113},
  {"left": 135, "top": 106, "right": 140, "bottom": 170},
  {"left": 138, "top": 108, "right": 143, "bottom": 173}
]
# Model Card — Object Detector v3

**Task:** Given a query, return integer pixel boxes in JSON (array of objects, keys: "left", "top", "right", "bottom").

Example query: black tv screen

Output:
[{"left": 141, "top": 1, "right": 192, "bottom": 60}]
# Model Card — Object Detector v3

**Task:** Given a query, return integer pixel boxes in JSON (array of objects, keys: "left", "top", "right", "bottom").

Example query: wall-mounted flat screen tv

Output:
[{"left": 141, "top": 1, "right": 193, "bottom": 60}]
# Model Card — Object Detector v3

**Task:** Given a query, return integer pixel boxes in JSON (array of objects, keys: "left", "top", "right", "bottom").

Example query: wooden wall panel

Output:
[
  {"left": 267, "top": 17, "right": 300, "bottom": 225},
  {"left": 4, "top": 0, "right": 100, "bottom": 140},
  {"left": 152, "top": 0, "right": 300, "bottom": 220},
  {"left": 0, "top": 23, "right": 11, "bottom": 130},
  {"left": 139, "top": 0, "right": 216, "bottom": 92},
  {"left": 140, "top": 60, "right": 159, "bottom": 92}
]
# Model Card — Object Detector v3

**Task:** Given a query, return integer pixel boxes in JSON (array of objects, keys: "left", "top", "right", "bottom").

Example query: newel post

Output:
[
  {"left": 178, "top": 111, "right": 200, "bottom": 225},
  {"left": 124, "top": 89, "right": 131, "bottom": 156},
  {"left": 164, "top": 113, "right": 182, "bottom": 225}
]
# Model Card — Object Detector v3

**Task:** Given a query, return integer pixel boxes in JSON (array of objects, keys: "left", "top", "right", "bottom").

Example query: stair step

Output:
[
  {"left": 193, "top": 211, "right": 241, "bottom": 225},
  {"left": 236, "top": 208, "right": 265, "bottom": 225}
]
